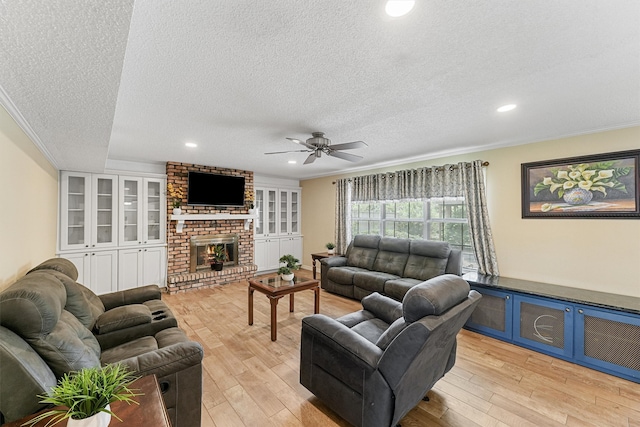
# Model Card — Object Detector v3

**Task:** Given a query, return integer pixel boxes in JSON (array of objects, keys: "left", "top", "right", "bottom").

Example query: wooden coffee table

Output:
[{"left": 248, "top": 276, "right": 320, "bottom": 341}]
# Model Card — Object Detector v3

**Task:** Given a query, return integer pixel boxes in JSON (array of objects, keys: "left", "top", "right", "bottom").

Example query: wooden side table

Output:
[
  {"left": 310, "top": 252, "right": 341, "bottom": 279},
  {"left": 4, "top": 375, "right": 171, "bottom": 427}
]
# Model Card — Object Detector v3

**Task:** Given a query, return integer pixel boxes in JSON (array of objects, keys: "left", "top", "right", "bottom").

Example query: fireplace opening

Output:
[{"left": 190, "top": 234, "right": 239, "bottom": 272}]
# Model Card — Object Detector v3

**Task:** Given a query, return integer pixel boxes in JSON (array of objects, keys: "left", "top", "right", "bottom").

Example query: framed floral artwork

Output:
[{"left": 521, "top": 149, "right": 640, "bottom": 218}]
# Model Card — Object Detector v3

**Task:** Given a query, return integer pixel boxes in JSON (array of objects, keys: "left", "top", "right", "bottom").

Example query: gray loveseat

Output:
[
  {"left": 321, "top": 235, "right": 463, "bottom": 301},
  {"left": 301, "top": 274, "right": 481, "bottom": 427},
  {"left": 0, "top": 259, "right": 203, "bottom": 427}
]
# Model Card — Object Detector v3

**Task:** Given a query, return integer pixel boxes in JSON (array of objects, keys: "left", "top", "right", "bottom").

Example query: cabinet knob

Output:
[
  {"left": 92, "top": 244, "right": 95, "bottom": 247},
  {"left": 144, "top": 241, "right": 147, "bottom": 244},
  {"left": 85, "top": 245, "right": 89, "bottom": 248},
  {"left": 505, "top": 295, "right": 510, "bottom": 300},
  {"left": 565, "top": 307, "right": 571, "bottom": 312},
  {"left": 84, "top": 253, "right": 88, "bottom": 257},
  {"left": 91, "top": 253, "right": 95, "bottom": 256},
  {"left": 578, "top": 309, "right": 584, "bottom": 314}
]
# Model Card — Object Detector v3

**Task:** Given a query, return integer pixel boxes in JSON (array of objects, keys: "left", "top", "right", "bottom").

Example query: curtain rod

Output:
[{"left": 332, "top": 161, "right": 489, "bottom": 184}]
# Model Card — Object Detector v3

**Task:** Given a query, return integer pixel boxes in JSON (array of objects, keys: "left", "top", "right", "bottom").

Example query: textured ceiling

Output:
[{"left": 1, "top": 1, "right": 639, "bottom": 179}]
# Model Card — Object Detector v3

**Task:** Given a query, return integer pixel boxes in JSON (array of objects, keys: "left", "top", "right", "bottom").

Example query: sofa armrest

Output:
[
  {"left": 361, "top": 293, "right": 403, "bottom": 325},
  {"left": 94, "top": 305, "right": 151, "bottom": 335},
  {"left": 115, "top": 340, "right": 204, "bottom": 379},
  {"left": 302, "top": 314, "right": 383, "bottom": 368},
  {"left": 99, "top": 285, "right": 162, "bottom": 310},
  {"left": 320, "top": 256, "right": 348, "bottom": 268}
]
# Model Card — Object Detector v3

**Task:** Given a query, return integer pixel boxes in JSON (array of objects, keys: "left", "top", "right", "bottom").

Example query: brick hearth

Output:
[{"left": 166, "top": 162, "right": 257, "bottom": 294}]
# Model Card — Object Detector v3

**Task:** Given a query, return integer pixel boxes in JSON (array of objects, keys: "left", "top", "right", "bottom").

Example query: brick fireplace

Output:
[{"left": 166, "top": 162, "right": 257, "bottom": 293}]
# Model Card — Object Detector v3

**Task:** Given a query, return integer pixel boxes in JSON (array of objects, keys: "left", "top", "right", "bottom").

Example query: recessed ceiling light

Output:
[
  {"left": 385, "top": 0, "right": 415, "bottom": 17},
  {"left": 497, "top": 104, "right": 517, "bottom": 113},
  {"left": 185, "top": 142, "right": 198, "bottom": 148},
  {"left": 288, "top": 160, "right": 297, "bottom": 164}
]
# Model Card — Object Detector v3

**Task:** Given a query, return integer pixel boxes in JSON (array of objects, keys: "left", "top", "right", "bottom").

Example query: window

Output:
[{"left": 351, "top": 197, "right": 477, "bottom": 272}]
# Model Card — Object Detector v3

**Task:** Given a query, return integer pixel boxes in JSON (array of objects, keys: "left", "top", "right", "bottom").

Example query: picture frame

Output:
[{"left": 521, "top": 149, "right": 640, "bottom": 219}]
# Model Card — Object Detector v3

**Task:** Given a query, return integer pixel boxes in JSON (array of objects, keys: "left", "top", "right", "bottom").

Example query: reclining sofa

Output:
[
  {"left": 0, "top": 258, "right": 203, "bottom": 427},
  {"left": 321, "top": 235, "right": 463, "bottom": 301}
]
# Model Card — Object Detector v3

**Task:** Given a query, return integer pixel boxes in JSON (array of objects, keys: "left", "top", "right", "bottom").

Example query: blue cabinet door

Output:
[
  {"left": 465, "top": 286, "right": 513, "bottom": 340},
  {"left": 513, "top": 294, "right": 573, "bottom": 358},
  {"left": 575, "top": 305, "right": 640, "bottom": 383}
]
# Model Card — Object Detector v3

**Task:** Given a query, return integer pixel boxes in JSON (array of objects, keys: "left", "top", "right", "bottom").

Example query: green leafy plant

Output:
[
  {"left": 325, "top": 242, "right": 336, "bottom": 250},
  {"left": 24, "top": 364, "right": 140, "bottom": 427},
  {"left": 209, "top": 244, "right": 228, "bottom": 263},
  {"left": 277, "top": 254, "right": 300, "bottom": 275}
]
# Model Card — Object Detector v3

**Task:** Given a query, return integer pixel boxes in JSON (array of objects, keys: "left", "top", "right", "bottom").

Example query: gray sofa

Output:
[
  {"left": 321, "top": 235, "right": 463, "bottom": 301},
  {"left": 300, "top": 274, "right": 482, "bottom": 427},
  {"left": 0, "top": 259, "right": 203, "bottom": 427}
]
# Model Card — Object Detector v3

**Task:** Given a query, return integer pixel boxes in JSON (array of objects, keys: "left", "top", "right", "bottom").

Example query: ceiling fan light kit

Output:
[{"left": 265, "top": 132, "right": 368, "bottom": 165}]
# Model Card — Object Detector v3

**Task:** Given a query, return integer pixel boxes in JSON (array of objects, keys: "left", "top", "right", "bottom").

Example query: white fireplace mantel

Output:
[{"left": 170, "top": 213, "right": 257, "bottom": 233}]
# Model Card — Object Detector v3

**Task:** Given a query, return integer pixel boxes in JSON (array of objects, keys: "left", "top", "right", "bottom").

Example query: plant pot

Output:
[
  {"left": 67, "top": 405, "right": 111, "bottom": 427},
  {"left": 211, "top": 262, "right": 224, "bottom": 271},
  {"left": 327, "top": 249, "right": 335, "bottom": 255},
  {"left": 281, "top": 273, "right": 294, "bottom": 281},
  {"left": 172, "top": 207, "right": 182, "bottom": 215},
  {"left": 248, "top": 208, "right": 256, "bottom": 215}
]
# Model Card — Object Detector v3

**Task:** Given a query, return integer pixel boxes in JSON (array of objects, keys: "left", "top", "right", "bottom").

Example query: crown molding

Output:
[{"left": 0, "top": 83, "right": 59, "bottom": 169}]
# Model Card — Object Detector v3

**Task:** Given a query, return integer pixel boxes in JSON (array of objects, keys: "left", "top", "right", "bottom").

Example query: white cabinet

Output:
[
  {"left": 59, "top": 171, "right": 167, "bottom": 294},
  {"left": 255, "top": 238, "right": 280, "bottom": 271},
  {"left": 118, "top": 246, "right": 167, "bottom": 291},
  {"left": 64, "top": 250, "right": 118, "bottom": 295},
  {"left": 253, "top": 186, "right": 303, "bottom": 272},
  {"left": 60, "top": 172, "right": 118, "bottom": 251},
  {"left": 118, "top": 177, "right": 166, "bottom": 246},
  {"left": 279, "top": 236, "right": 303, "bottom": 261}
]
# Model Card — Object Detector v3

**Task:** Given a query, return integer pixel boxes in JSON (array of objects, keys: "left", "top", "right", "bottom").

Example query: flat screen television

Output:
[{"left": 187, "top": 172, "right": 245, "bottom": 207}]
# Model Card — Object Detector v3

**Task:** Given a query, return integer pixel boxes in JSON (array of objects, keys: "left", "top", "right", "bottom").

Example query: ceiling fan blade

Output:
[
  {"left": 327, "top": 150, "right": 363, "bottom": 162},
  {"left": 303, "top": 152, "right": 318, "bottom": 164},
  {"left": 265, "top": 149, "right": 311, "bottom": 155},
  {"left": 287, "top": 137, "right": 316, "bottom": 150},
  {"left": 329, "top": 141, "right": 368, "bottom": 151}
]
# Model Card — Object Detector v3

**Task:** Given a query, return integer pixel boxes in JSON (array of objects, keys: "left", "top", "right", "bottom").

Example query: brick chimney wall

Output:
[{"left": 166, "top": 162, "right": 256, "bottom": 293}]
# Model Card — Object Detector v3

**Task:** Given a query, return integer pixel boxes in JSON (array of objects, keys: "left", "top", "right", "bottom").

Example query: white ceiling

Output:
[{"left": 1, "top": 0, "right": 639, "bottom": 179}]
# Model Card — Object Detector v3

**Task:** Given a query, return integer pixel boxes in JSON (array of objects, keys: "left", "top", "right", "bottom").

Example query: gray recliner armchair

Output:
[{"left": 300, "top": 274, "right": 481, "bottom": 427}]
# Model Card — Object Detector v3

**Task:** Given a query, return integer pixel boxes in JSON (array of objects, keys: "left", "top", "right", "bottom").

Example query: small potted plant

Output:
[
  {"left": 244, "top": 189, "right": 255, "bottom": 214},
  {"left": 325, "top": 242, "right": 336, "bottom": 255},
  {"left": 278, "top": 254, "right": 300, "bottom": 281},
  {"left": 25, "top": 364, "right": 140, "bottom": 427},
  {"left": 167, "top": 183, "right": 184, "bottom": 215},
  {"left": 209, "top": 244, "right": 228, "bottom": 271}
]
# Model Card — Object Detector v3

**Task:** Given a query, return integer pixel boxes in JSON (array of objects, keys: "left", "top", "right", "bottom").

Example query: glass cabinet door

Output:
[
  {"left": 255, "top": 189, "right": 265, "bottom": 236},
  {"left": 61, "top": 173, "right": 91, "bottom": 250},
  {"left": 280, "top": 190, "right": 289, "bottom": 234},
  {"left": 119, "top": 177, "right": 142, "bottom": 245},
  {"left": 144, "top": 179, "right": 164, "bottom": 244},
  {"left": 290, "top": 190, "right": 299, "bottom": 234},
  {"left": 267, "top": 189, "right": 277, "bottom": 235},
  {"left": 91, "top": 175, "right": 118, "bottom": 247}
]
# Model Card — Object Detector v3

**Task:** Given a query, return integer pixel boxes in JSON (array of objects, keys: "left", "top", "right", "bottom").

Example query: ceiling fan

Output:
[{"left": 265, "top": 132, "right": 368, "bottom": 165}]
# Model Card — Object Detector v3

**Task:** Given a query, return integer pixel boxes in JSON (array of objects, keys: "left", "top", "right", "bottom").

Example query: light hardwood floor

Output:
[{"left": 162, "top": 271, "right": 640, "bottom": 427}]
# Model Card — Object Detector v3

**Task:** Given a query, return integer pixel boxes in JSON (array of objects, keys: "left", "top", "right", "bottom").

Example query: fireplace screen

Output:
[{"left": 190, "top": 234, "right": 238, "bottom": 272}]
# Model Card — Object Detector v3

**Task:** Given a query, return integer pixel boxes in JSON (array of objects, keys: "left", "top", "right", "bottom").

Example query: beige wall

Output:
[
  {"left": 301, "top": 126, "right": 640, "bottom": 297},
  {"left": 0, "top": 105, "right": 58, "bottom": 290}
]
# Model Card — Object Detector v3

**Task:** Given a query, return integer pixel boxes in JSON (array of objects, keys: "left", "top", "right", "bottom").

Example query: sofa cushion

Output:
[
  {"left": 402, "top": 274, "right": 470, "bottom": 323},
  {"left": 403, "top": 240, "right": 452, "bottom": 281},
  {"left": 351, "top": 318, "right": 391, "bottom": 345},
  {"left": 383, "top": 278, "right": 423, "bottom": 302},
  {"left": 327, "top": 266, "right": 369, "bottom": 285},
  {"left": 94, "top": 304, "right": 152, "bottom": 335},
  {"left": 353, "top": 271, "right": 399, "bottom": 294},
  {"left": 372, "top": 237, "right": 410, "bottom": 276},
  {"left": 100, "top": 336, "right": 158, "bottom": 364},
  {"left": 26, "top": 258, "right": 79, "bottom": 281},
  {"left": 346, "top": 235, "right": 380, "bottom": 270}
]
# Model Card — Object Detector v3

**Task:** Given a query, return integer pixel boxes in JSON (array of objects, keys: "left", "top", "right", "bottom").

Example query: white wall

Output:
[
  {"left": 0, "top": 105, "right": 58, "bottom": 290},
  {"left": 301, "top": 126, "right": 640, "bottom": 297}
]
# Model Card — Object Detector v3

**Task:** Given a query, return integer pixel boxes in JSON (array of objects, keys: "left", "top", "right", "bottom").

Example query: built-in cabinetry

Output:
[
  {"left": 58, "top": 171, "right": 167, "bottom": 294},
  {"left": 464, "top": 273, "right": 640, "bottom": 383},
  {"left": 254, "top": 186, "right": 302, "bottom": 271}
]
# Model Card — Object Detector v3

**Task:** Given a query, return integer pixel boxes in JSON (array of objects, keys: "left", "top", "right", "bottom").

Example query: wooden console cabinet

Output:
[{"left": 463, "top": 272, "right": 640, "bottom": 384}]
